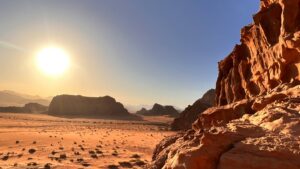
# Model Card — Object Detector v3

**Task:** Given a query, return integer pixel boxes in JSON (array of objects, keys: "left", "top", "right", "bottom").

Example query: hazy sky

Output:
[{"left": 0, "top": 0, "right": 259, "bottom": 108}]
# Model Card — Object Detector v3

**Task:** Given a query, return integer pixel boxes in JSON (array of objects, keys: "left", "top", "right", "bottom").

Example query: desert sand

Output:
[{"left": 0, "top": 113, "right": 175, "bottom": 169}]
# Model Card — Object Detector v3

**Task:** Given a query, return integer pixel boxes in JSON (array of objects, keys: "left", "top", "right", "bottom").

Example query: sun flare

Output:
[{"left": 36, "top": 47, "right": 70, "bottom": 76}]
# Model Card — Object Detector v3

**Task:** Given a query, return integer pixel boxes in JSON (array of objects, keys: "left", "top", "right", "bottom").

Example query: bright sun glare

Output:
[{"left": 36, "top": 47, "right": 70, "bottom": 76}]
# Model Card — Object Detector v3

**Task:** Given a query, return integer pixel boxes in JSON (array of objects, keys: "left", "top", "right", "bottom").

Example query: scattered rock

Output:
[
  {"left": 59, "top": 153, "right": 67, "bottom": 160},
  {"left": 44, "top": 163, "right": 52, "bottom": 169},
  {"left": 1, "top": 155, "right": 9, "bottom": 161},
  {"left": 118, "top": 161, "right": 133, "bottom": 168},
  {"left": 108, "top": 165, "right": 119, "bottom": 169},
  {"left": 28, "top": 149, "right": 36, "bottom": 154},
  {"left": 27, "top": 162, "right": 37, "bottom": 166},
  {"left": 17, "top": 153, "right": 23, "bottom": 158},
  {"left": 82, "top": 162, "right": 90, "bottom": 167},
  {"left": 112, "top": 151, "right": 118, "bottom": 156},
  {"left": 134, "top": 160, "right": 146, "bottom": 166},
  {"left": 130, "top": 154, "right": 141, "bottom": 159}
]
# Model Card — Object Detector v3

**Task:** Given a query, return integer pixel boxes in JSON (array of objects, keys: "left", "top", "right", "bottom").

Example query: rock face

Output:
[
  {"left": 48, "top": 95, "right": 137, "bottom": 119},
  {"left": 136, "top": 104, "right": 179, "bottom": 117},
  {"left": 171, "top": 89, "right": 215, "bottom": 131},
  {"left": 149, "top": 1, "right": 300, "bottom": 169},
  {"left": 216, "top": 0, "right": 300, "bottom": 106}
]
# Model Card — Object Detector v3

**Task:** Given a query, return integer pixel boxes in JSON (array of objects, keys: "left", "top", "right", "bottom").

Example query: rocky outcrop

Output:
[
  {"left": 216, "top": 0, "right": 300, "bottom": 106},
  {"left": 48, "top": 95, "right": 139, "bottom": 120},
  {"left": 171, "top": 89, "right": 215, "bottom": 131},
  {"left": 0, "top": 103, "right": 48, "bottom": 113},
  {"left": 150, "top": 85, "right": 300, "bottom": 169},
  {"left": 136, "top": 104, "right": 179, "bottom": 117},
  {"left": 149, "top": 0, "right": 300, "bottom": 168}
]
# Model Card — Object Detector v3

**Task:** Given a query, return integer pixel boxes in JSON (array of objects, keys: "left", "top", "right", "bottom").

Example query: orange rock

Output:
[
  {"left": 216, "top": 0, "right": 300, "bottom": 106},
  {"left": 171, "top": 89, "right": 215, "bottom": 131},
  {"left": 149, "top": 0, "right": 300, "bottom": 168},
  {"left": 149, "top": 86, "right": 300, "bottom": 169}
]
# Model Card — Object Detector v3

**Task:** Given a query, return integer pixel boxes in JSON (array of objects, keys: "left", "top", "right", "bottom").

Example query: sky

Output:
[{"left": 0, "top": 0, "right": 259, "bottom": 109}]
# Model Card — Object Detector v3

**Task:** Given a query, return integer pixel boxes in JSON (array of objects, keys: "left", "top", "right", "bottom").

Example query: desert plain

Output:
[{"left": 0, "top": 113, "right": 175, "bottom": 169}]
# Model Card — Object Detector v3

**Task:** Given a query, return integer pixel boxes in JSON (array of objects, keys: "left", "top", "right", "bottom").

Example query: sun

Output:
[{"left": 36, "top": 47, "right": 70, "bottom": 76}]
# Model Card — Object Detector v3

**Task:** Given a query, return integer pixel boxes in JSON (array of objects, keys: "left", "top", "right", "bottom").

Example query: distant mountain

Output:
[
  {"left": 0, "top": 90, "right": 51, "bottom": 107},
  {"left": 0, "top": 103, "right": 48, "bottom": 113},
  {"left": 125, "top": 104, "right": 153, "bottom": 113},
  {"left": 136, "top": 103, "right": 180, "bottom": 117},
  {"left": 48, "top": 95, "right": 140, "bottom": 120}
]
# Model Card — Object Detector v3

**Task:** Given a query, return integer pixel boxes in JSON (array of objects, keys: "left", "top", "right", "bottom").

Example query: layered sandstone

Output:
[
  {"left": 171, "top": 89, "right": 215, "bottom": 131},
  {"left": 149, "top": 0, "right": 300, "bottom": 168}
]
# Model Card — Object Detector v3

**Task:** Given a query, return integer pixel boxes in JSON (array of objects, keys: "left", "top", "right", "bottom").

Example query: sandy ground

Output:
[{"left": 0, "top": 113, "right": 175, "bottom": 169}]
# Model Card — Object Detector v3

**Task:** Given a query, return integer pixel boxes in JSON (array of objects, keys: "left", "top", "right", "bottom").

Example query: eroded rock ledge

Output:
[
  {"left": 148, "top": 0, "right": 300, "bottom": 168},
  {"left": 149, "top": 85, "right": 300, "bottom": 169}
]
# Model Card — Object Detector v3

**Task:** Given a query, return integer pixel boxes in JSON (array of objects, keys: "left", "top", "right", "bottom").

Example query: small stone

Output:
[{"left": 28, "top": 149, "right": 36, "bottom": 154}]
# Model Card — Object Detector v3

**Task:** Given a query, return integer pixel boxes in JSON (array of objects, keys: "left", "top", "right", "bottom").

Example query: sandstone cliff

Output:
[
  {"left": 149, "top": 0, "right": 300, "bottom": 168},
  {"left": 48, "top": 95, "right": 139, "bottom": 120},
  {"left": 216, "top": 0, "right": 300, "bottom": 106},
  {"left": 171, "top": 89, "right": 215, "bottom": 131},
  {"left": 136, "top": 103, "right": 179, "bottom": 117}
]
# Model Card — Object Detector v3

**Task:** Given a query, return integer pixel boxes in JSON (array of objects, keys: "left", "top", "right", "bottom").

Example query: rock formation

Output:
[
  {"left": 23, "top": 103, "right": 48, "bottom": 113},
  {"left": 136, "top": 103, "right": 179, "bottom": 117},
  {"left": 48, "top": 95, "right": 139, "bottom": 120},
  {"left": 171, "top": 89, "right": 215, "bottom": 131},
  {"left": 149, "top": 0, "right": 300, "bottom": 168},
  {"left": 0, "top": 103, "right": 48, "bottom": 113},
  {"left": 216, "top": 0, "right": 300, "bottom": 106}
]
